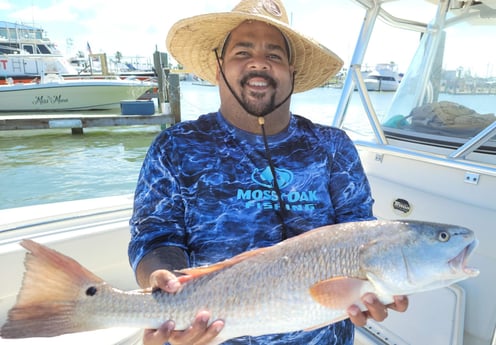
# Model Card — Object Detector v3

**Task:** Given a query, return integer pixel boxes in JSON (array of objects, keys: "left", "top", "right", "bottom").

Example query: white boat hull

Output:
[
  {"left": 364, "top": 79, "right": 398, "bottom": 91},
  {"left": 0, "top": 79, "right": 155, "bottom": 112},
  {"left": 0, "top": 195, "right": 142, "bottom": 344},
  {"left": 354, "top": 140, "right": 496, "bottom": 345}
]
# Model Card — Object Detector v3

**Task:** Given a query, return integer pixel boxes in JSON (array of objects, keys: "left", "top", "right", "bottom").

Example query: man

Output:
[{"left": 129, "top": 0, "right": 408, "bottom": 344}]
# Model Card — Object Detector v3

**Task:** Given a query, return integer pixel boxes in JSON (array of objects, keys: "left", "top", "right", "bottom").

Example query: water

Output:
[{"left": 0, "top": 82, "right": 394, "bottom": 210}]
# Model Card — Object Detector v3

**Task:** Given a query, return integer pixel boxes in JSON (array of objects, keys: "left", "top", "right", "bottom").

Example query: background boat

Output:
[
  {"left": 363, "top": 63, "right": 402, "bottom": 91},
  {"left": 0, "top": 21, "right": 156, "bottom": 84},
  {"left": 0, "top": 20, "right": 79, "bottom": 84},
  {"left": 0, "top": 74, "right": 155, "bottom": 112}
]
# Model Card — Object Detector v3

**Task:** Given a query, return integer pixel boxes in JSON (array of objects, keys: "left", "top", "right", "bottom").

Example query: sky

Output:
[{"left": 0, "top": 0, "right": 437, "bottom": 73}]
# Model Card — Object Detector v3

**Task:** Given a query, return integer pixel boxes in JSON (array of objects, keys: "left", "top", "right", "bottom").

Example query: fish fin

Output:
[
  {"left": 1, "top": 239, "right": 105, "bottom": 338},
  {"left": 309, "top": 277, "right": 366, "bottom": 310},
  {"left": 177, "top": 246, "right": 268, "bottom": 282}
]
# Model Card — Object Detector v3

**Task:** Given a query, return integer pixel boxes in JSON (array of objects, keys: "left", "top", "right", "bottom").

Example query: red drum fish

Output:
[{"left": 0, "top": 220, "right": 479, "bottom": 344}]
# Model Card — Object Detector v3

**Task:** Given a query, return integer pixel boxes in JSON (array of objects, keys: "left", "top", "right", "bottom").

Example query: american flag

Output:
[{"left": 86, "top": 42, "right": 92, "bottom": 54}]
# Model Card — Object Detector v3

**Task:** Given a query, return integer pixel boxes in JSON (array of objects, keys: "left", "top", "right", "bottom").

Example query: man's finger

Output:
[{"left": 143, "top": 321, "right": 175, "bottom": 345}]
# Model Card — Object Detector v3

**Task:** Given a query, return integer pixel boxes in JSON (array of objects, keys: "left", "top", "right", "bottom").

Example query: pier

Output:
[{"left": 0, "top": 113, "right": 175, "bottom": 134}]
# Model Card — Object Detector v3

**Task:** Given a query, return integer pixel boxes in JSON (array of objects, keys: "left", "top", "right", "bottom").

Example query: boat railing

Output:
[
  {"left": 449, "top": 121, "right": 496, "bottom": 160},
  {"left": 350, "top": 64, "right": 388, "bottom": 145},
  {"left": 354, "top": 0, "right": 428, "bottom": 32},
  {"left": 334, "top": 0, "right": 496, "bottom": 172},
  {"left": 333, "top": 1, "right": 380, "bottom": 130},
  {"left": 334, "top": 0, "right": 420, "bottom": 145}
]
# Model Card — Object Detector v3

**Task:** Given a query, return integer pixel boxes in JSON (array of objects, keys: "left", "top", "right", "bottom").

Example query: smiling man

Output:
[
  {"left": 128, "top": 1, "right": 408, "bottom": 345},
  {"left": 218, "top": 20, "right": 294, "bottom": 124}
]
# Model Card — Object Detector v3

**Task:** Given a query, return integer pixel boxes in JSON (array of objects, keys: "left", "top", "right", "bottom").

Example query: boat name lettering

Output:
[{"left": 32, "top": 94, "right": 69, "bottom": 105}]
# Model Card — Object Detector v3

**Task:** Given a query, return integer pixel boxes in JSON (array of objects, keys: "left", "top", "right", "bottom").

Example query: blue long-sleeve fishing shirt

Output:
[{"left": 129, "top": 111, "right": 374, "bottom": 345}]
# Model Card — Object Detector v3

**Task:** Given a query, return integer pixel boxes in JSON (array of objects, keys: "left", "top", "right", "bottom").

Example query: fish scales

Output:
[
  {"left": 0, "top": 219, "right": 479, "bottom": 344},
  {"left": 95, "top": 227, "right": 365, "bottom": 333}
]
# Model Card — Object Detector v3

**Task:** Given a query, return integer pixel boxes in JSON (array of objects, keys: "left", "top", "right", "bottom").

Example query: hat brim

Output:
[{"left": 166, "top": 12, "right": 343, "bottom": 93}]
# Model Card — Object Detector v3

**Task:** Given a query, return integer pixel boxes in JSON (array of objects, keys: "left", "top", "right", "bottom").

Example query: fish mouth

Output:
[{"left": 448, "top": 239, "right": 479, "bottom": 277}]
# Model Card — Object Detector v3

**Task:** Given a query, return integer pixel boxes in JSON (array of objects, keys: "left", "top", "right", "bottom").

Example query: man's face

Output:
[{"left": 218, "top": 20, "right": 294, "bottom": 116}]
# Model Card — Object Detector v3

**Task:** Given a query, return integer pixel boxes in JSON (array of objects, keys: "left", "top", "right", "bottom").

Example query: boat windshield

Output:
[{"left": 382, "top": 2, "right": 496, "bottom": 153}]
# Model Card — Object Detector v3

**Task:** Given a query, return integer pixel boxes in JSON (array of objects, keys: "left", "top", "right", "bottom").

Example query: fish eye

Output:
[
  {"left": 86, "top": 286, "right": 98, "bottom": 296},
  {"left": 438, "top": 231, "right": 450, "bottom": 242}
]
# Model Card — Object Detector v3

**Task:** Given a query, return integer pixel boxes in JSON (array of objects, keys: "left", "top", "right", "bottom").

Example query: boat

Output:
[
  {"left": 334, "top": 1, "right": 496, "bottom": 344},
  {"left": 0, "top": 21, "right": 156, "bottom": 84},
  {"left": 0, "top": 0, "right": 495, "bottom": 344},
  {"left": 363, "top": 63, "right": 401, "bottom": 91},
  {"left": 0, "top": 21, "right": 80, "bottom": 84},
  {"left": 0, "top": 73, "right": 156, "bottom": 112}
]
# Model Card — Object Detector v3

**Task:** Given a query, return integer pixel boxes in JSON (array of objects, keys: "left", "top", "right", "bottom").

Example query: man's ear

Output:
[
  {"left": 216, "top": 66, "right": 221, "bottom": 83},
  {"left": 215, "top": 62, "right": 224, "bottom": 84}
]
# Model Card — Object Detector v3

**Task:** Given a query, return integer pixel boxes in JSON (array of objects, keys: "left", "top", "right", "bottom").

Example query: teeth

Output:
[{"left": 248, "top": 81, "right": 268, "bottom": 87}]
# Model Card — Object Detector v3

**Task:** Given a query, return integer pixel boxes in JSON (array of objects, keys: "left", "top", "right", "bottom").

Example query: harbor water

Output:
[{"left": 0, "top": 82, "right": 394, "bottom": 210}]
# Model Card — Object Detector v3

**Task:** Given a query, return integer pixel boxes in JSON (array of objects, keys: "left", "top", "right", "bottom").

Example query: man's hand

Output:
[
  {"left": 347, "top": 293, "right": 409, "bottom": 327},
  {"left": 143, "top": 270, "right": 225, "bottom": 345}
]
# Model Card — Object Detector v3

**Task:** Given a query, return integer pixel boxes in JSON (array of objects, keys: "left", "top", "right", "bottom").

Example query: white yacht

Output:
[{"left": 364, "top": 63, "right": 401, "bottom": 91}]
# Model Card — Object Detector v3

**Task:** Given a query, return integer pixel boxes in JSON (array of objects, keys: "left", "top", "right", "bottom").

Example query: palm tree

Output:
[{"left": 115, "top": 51, "right": 123, "bottom": 63}]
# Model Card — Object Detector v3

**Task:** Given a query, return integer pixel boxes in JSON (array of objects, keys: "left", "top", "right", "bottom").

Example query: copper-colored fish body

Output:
[{"left": 0, "top": 220, "right": 479, "bottom": 344}]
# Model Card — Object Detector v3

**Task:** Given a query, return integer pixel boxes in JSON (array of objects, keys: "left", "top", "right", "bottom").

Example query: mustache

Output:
[{"left": 240, "top": 72, "right": 277, "bottom": 88}]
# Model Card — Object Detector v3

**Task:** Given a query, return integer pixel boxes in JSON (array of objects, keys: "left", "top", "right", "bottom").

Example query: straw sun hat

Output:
[{"left": 166, "top": 0, "right": 344, "bottom": 93}]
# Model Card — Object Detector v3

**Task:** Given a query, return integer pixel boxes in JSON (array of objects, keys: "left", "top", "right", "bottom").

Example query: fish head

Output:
[{"left": 360, "top": 220, "right": 479, "bottom": 296}]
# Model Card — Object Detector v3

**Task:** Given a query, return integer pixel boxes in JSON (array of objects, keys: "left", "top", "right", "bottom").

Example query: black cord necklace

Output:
[{"left": 213, "top": 48, "right": 295, "bottom": 240}]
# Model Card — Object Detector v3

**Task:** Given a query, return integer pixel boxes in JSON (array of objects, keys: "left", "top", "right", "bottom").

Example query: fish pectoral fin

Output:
[
  {"left": 309, "top": 277, "right": 366, "bottom": 309},
  {"left": 177, "top": 247, "right": 269, "bottom": 281}
]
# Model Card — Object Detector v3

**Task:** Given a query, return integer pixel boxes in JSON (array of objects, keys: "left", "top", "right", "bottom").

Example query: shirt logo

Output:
[{"left": 251, "top": 166, "right": 293, "bottom": 189}]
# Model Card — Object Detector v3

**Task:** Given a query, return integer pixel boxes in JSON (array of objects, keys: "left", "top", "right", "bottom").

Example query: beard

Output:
[{"left": 239, "top": 72, "right": 278, "bottom": 117}]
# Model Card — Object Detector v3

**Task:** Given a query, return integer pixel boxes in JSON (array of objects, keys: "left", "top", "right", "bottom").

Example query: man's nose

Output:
[{"left": 248, "top": 54, "right": 270, "bottom": 70}]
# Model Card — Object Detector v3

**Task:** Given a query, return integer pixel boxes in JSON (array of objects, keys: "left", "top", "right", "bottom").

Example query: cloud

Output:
[{"left": 0, "top": 0, "right": 12, "bottom": 11}]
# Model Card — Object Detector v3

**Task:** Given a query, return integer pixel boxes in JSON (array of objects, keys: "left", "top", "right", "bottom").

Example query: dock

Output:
[
  {"left": 0, "top": 51, "right": 183, "bottom": 135},
  {"left": 0, "top": 113, "right": 175, "bottom": 134}
]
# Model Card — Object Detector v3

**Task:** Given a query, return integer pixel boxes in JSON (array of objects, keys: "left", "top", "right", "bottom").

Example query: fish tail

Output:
[{"left": 1, "top": 239, "right": 105, "bottom": 338}]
